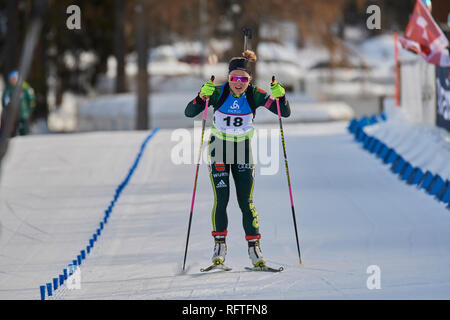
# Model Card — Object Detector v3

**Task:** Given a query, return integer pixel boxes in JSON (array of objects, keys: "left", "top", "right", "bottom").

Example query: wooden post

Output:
[
  {"left": 379, "top": 95, "right": 385, "bottom": 114},
  {"left": 394, "top": 32, "right": 400, "bottom": 107},
  {"left": 136, "top": 0, "right": 149, "bottom": 130},
  {"left": 4, "top": 0, "right": 18, "bottom": 78},
  {"left": 114, "top": 0, "right": 126, "bottom": 93}
]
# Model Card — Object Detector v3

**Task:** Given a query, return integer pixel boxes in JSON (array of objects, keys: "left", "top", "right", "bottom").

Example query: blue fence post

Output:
[
  {"left": 69, "top": 263, "right": 76, "bottom": 277},
  {"left": 436, "top": 179, "right": 447, "bottom": 199},
  {"left": 40, "top": 285, "right": 46, "bottom": 300},
  {"left": 391, "top": 156, "right": 405, "bottom": 174},
  {"left": 46, "top": 283, "right": 52, "bottom": 297},
  {"left": 369, "top": 114, "right": 378, "bottom": 124},
  {"left": 356, "top": 128, "right": 366, "bottom": 142},
  {"left": 384, "top": 149, "right": 398, "bottom": 164},
  {"left": 359, "top": 116, "right": 369, "bottom": 127},
  {"left": 401, "top": 163, "right": 414, "bottom": 181},
  {"left": 400, "top": 162, "right": 413, "bottom": 180},
  {"left": 53, "top": 278, "right": 58, "bottom": 291},
  {"left": 419, "top": 171, "right": 435, "bottom": 190},
  {"left": 440, "top": 183, "right": 450, "bottom": 203},
  {"left": 348, "top": 119, "right": 357, "bottom": 133},
  {"left": 369, "top": 139, "right": 379, "bottom": 153},
  {"left": 407, "top": 168, "right": 424, "bottom": 185},
  {"left": 363, "top": 135, "right": 372, "bottom": 149},
  {"left": 378, "top": 144, "right": 389, "bottom": 159},
  {"left": 428, "top": 175, "right": 445, "bottom": 196}
]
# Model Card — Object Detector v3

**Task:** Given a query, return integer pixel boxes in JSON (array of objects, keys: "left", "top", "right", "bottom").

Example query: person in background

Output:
[{"left": 1, "top": 70, "right": 36, "bottom": 136}]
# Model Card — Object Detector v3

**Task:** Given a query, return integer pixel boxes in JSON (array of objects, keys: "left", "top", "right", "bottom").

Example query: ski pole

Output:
[
  {"left": 242, "top": 27, "right": 252, "bottom": 51},
  {"left": 272, "top": 76, "right": 303, "bottom": 266},
  {"left": 182, "top": 75, "right": 215, "bottom": 272}
]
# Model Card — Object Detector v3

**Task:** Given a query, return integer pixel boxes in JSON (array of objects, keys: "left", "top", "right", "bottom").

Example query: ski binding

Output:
[
  {"left": 245, "top": 265, "right": 284, "bottom": 272},
  {"left": 200, "top": 263, "right": 232, "bottom": 272}
]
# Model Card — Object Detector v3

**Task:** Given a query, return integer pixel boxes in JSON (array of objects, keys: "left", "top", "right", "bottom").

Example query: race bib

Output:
[{"left": 213, "top": 110, "right": 254, "bottom": 135}]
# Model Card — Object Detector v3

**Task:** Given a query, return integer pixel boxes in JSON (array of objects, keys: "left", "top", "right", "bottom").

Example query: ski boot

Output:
[
  {"left": 248, "top": 239, "right": 266, "bottom": 267},
  {"left": 212, "top": 236, "right": 227, "bottom": 265}
]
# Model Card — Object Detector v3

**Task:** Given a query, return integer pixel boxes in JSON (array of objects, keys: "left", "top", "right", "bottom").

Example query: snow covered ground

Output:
[
  {"left": 364, "top": 104, "right": 450, "bottom": 182},
  {"left": 1, "top": 120, "right": 449, "bottom": 300}
]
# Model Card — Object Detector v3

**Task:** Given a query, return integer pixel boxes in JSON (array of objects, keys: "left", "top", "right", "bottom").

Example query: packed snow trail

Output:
[{"left": 0, "top": 122, "right": 449, "bottom": 300}]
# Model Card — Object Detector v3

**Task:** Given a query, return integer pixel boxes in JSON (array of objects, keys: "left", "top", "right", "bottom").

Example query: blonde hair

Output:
[
  {"left": 242, "top": 50, "right": 257, "bottom": 62},
  {"left": 228, "top": 50, "right": 257, "bottom": 74}
]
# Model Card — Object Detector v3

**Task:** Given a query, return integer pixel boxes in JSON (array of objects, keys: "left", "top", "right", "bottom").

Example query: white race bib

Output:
[{"left": 213, "top": 110, "right": 254, "bottom": 135}]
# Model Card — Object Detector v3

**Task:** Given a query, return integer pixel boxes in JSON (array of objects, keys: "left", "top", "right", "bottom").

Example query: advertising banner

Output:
[{"left": 436, "top": 66, "right": 450, "bottom": 132}]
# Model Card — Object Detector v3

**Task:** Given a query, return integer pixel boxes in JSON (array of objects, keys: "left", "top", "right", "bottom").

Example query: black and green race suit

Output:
[{"left": 185, "top": 83, "right": 290, "bottom": 240}]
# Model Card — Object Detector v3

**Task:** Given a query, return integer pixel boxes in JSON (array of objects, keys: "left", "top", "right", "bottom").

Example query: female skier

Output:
[{"left": 184, "top": 50, "right": 291, "bottom": 268}]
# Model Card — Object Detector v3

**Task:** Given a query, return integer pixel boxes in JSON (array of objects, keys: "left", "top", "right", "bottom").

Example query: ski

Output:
[
  {"left": 200, "top": 263, "right": 232, "bottom": 272},
  {"left": 245, "top": 265, "right": 284, "bottom": 272}
]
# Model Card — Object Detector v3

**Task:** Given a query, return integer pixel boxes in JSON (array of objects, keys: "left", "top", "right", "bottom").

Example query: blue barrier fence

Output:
[
  {"left": 39, "top": 128, "right": 160, "bottom": 300},
  {"left": 348, "top": 115, "right": 449, "bottom": 209}
]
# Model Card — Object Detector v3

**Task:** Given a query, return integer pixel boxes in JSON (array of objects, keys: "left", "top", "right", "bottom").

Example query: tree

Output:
[
  {"left": 136, "top": 0, "right": 149, "bottom": 130},
  {"left": 114, "top": 0, "right": 126, "bottom": 93},
  {"left": 3, "top": 0, "right": 19, "bottom": 80}
]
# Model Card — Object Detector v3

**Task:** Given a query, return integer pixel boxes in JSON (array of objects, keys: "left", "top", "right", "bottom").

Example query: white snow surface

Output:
[
  {"left": 365, "top": 104, "right": 450, "bottom": 181},
  {"left": 0, "top": 122, "right": 449, "bottom": 300}
]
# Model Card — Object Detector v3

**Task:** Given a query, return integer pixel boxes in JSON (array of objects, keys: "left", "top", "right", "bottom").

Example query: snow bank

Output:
[
  {"left": 47, "top": 92, "right": 81, "bottom": 132},
  {"left": 76, "top": 92, "right": 201, "bottom": 131},
  {"left": 364, "top": 104, "right": 450, "bottom": 182},
  {"left": 258, "top": 101, "right": 354, "bottom": 123}
]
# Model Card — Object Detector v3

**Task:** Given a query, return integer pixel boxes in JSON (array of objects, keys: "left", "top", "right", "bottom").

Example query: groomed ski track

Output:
[{"left": 1, "top": 121, "right": 449, "bottom": 300}]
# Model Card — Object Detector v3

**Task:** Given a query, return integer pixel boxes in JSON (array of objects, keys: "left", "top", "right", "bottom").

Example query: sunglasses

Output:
[{"left": 229, "top": 75, "right": 249, "bottom": 83}]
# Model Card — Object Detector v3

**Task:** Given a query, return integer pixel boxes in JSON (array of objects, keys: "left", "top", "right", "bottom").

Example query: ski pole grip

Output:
[
  {"left": 202, "top": 76, "right": 214, "bottom": 119},
  {"left": 272, "top": 75, "right": 281, "bottom": 115}
]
